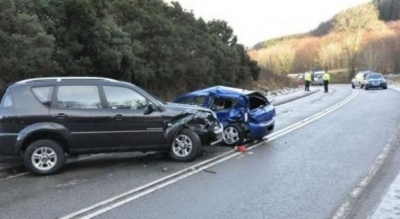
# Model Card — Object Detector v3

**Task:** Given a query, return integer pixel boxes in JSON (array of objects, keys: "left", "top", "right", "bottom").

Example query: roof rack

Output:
[{"left": 16, "top": 77, "right": 118, "bottom": 84}]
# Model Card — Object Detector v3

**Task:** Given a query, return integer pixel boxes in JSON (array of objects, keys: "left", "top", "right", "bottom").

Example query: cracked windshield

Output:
[{"left": 1, "top": 0, "right": 400, "bottom": 218}]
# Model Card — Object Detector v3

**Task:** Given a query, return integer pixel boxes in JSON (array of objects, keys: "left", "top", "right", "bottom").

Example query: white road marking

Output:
[
  {"left": 331, "top": 123, "right": 400, "bottom": 219},
  {"left": 0, "top": 154, "right": 104, "bottom": 182},
  {"left": 0, "top": 172, "right": 29, "bottom": 182},
  {"left": 60, "top": 89, "right": 358, "bottom": 219}
]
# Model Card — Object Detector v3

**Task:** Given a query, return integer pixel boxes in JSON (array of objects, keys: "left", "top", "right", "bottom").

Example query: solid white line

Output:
[
  {"left": 60, "top": 89, "right": 358, "bottom": 219},
  {"left": 0, "top": 172, "right": 29, "bottom": 182},
  {"left": 0, "top": 154, "right": 104, "bottom": 182},
  {"left": 331, "top": 123, "right": 400, "bottom": 219}
]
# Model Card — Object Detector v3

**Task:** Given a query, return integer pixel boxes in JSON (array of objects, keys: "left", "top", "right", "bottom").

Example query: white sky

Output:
[{"left": 166, "top": 0, "right": 372, "bottom": 47}]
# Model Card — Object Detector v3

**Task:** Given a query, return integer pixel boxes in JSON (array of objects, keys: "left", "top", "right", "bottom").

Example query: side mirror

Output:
[{"left": 144, "top": 103, "right": 154, "bottom": 115}]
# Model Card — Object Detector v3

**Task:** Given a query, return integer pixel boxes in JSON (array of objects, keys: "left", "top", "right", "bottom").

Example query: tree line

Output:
[
  {"left": 250, "top": 2, "right": 400, "bottom": 80},
  {"left": 0, "top": 0, "right": 260, "bottom": 98}
]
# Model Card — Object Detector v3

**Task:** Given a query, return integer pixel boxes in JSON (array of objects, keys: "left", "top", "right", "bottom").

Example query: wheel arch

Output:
[{"left": 16, "top": 123, "right": 72, "bottom": 154}]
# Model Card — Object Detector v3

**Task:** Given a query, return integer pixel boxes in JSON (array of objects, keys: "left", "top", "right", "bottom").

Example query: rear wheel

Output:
[
  {"left": 351, "top": 83, "right": 355, "bottom": 89},
  {"left": 223, "top": 124, "right": 245, "bottom": 146},
  {"left": 383, "top": 86, "right": 387, "bottom": 89},
  {"left": 23, "top": 140, "right": 65, "bottom": 175},
  {"left": 169, "top": 129, "right": 201, "bottom": 162}
]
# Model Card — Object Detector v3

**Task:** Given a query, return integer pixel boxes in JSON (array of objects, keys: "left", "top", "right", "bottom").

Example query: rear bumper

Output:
[
  {"left": 249, "top": 119, "right": 275, "bottom": 140},
  {"left": 0, "top": 134, "right": 18, "bottom": 156}
]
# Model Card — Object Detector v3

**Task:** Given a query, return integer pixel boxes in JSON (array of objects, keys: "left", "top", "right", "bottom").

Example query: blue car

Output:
[{"left": 173, "top": 86, "right": 276, "bottom": 146}]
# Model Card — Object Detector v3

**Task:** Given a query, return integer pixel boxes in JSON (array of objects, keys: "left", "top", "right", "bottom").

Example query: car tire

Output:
[
  {"left": 351, "top": 84, "right": 355, "bottom": 89},
  {"left": 383, "top": 86, "right": 387, "bottom": 89},
  {"left": 23, "top": 139, "right": 65, "bottom": 176},
  {"left": 223, "top": 124, "right": 245, "bottom": 146},
  {"left": 365, "top": 86, "right": 369, "bottom": 90},
  {"left": 169, "top": 129, "right": 201, "bottom": 162}
]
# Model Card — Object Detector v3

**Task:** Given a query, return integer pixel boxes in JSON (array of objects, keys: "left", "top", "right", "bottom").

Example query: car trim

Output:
[
  {"left": 0, "top": 133, "right": 19, "bottom": 136},
  {"left": 70, "top": 130, "right": 164, "bottom": 135},
  {"left": 16, "top": 77, "right": 118, "bottom": 84}
]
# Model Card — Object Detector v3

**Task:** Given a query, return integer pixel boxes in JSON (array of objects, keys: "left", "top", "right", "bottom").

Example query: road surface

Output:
[{"left": 1, "top": 85, "right": 400, "bottom": 219}]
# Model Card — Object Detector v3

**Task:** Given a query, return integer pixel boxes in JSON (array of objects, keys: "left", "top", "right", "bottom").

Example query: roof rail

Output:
[{"left": 16, "top": 77, "right": 118, "bottom": 84}]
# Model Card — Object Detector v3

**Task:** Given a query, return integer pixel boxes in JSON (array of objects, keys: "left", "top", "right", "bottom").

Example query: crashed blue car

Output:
[{"left": 173, "top": 86, "right": 276, "bottom": 146}]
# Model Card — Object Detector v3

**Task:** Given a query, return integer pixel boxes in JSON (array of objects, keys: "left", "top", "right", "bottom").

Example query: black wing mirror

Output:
[{"left": 144, "top": 103, "right": 154, "bottom": 115}]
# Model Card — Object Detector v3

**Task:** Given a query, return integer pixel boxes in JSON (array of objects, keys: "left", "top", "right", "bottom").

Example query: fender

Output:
[
  {"left": 164, "top": 111, "right": 211, "bottom": 143},
  {"left": 15, "top": 122, "right": 72, "bottom": 154}
]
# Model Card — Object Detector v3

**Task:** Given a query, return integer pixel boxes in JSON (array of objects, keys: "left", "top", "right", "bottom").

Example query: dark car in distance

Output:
[
  {"left": 0, "top": 77, "right": 223, "bottom": 175},
  {"left": 173, "top": 86, "right": 276, "bottom": 146},
  {"left": 364, "top": 73, "right": 387, "bottom": 90}
]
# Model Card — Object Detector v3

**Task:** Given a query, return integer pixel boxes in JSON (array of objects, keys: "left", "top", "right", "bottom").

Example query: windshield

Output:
[{"left": 367, "top": 74, "right": 384, "bottom": 79}]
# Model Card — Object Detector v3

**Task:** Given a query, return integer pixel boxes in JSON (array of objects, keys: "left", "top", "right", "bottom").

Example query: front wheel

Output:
[
  {"left": 23, "top": 140, "right": 65, "bottom": 175},
  {"left": 223, "top": 124, "right": 245, "bottom": 146},
  {"left": 383, "top": 86, "right": 387, "bottom": 89},
  {"left": 169, "top": 129, "right": 201, "bottom": 162}
]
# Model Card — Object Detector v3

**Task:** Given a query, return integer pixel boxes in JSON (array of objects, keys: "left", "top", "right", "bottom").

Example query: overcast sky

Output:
[{"left": 166, "top": 0, "right": 372, "bottom": 47}]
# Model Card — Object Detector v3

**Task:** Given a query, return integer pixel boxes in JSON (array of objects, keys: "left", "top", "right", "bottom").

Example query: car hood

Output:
[{"left": 162, "top": 102, "right": 215, "bottom": 117}]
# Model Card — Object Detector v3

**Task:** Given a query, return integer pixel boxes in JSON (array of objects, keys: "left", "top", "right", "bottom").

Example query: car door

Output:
[
  {"left": 102, "top": 85, "right": 165, "bottom": 148},
  {"left": 211, "top": 98, "right": 238, "bottom": 126},
  {"left": 50, "top": 85, "right": 112, "bottom": 151}
]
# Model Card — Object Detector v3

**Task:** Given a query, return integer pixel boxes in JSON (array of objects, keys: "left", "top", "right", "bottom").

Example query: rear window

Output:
[
  {"left": 32, "top": 86, "right": 54, "bottom": 105},
  {"left": 0, "top": 90, "right": 14, "bottom": 108},
  {"left": 248, "top": 94, "right": 269, "bottom": 110}
]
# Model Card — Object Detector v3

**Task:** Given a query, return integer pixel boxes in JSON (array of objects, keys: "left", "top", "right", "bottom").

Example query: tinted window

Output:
[
  {"left": 32, "top": 86, "right": 54, "bottom": 105},
  {"left": 0, "top": 90, "right": 13, "bottom": 108},
  {"left": 104, "top": 86, "right": 148, "bottom": 110},
  {"left": 176, "top": 96, "right": 206, "bottom": 106},
  {"left": 57, "top": 86, "right": 101, "bottom": 109}
]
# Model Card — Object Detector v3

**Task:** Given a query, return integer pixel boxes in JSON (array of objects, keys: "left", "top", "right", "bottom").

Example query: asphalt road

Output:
[{"left": 1, "top": 85, "right": 400, "bottom": 219}]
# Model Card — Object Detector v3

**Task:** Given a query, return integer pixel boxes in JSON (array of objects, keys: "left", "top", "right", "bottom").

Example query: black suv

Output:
[{"left": 0, "top": 77, "right": 223, "bottom": 175}]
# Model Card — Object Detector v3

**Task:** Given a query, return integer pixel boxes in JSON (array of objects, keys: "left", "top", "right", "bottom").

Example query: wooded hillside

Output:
[
  {"left": 0, "top": 0, "right": 260, "bottom": 98},
  {"left": 250, "top": 1, "right": 400, "bottom": 80}
]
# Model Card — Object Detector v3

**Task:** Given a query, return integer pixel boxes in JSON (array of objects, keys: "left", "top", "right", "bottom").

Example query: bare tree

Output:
[
  {"left": 317, "top": 43, "right": 342, "bottom": 71},
  {"left": 334, "top": 3, "right": 385, "bottom": 79},
  {"left": 275, "top": 45, "right": 295, "bottom": 74},
  {"left": 360, "top": 40, "right": 387, "bottom": 71}
]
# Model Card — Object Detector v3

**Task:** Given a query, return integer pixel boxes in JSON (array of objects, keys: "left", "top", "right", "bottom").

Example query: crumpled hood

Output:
[{"left": 163, "top": 102, "right": 215, "bottom": 117}]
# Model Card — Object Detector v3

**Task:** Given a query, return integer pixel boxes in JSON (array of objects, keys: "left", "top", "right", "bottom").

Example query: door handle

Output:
[
  {"left": 55, "top": 113, "right": 67, "bottom": 120},
  {"left": 114, "top": 114, "right": 123, "bottom": 121}
]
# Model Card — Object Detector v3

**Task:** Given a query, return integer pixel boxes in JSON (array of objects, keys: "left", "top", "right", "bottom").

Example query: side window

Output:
[
  {"left": 57, "top": 86, "right": 101, "bottom": 109},
  {"left": 212, "top": 99, "right": 236, "bottom": 111},
  {"left": 0, "top": 91, "right": 13, "bottom": 108},
  {"left": 32, "top": 86, "right": 54, "bottom": 105},
  {"left": 177, "top": 96, "right": 206, "bottom": 106},
  {"left": 192, "top": 96, "right": 206, "bottom": 106},
  {"left": 176, "top": 96, "right": 194, "bottom": 104},
  {"left": 104, "top": 86, "right": 148, "bottom": 110}
]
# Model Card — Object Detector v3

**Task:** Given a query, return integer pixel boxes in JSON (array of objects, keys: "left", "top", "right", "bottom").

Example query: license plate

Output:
[{"left": 373, "top": 82, "right": 379, "bottom": 85}]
